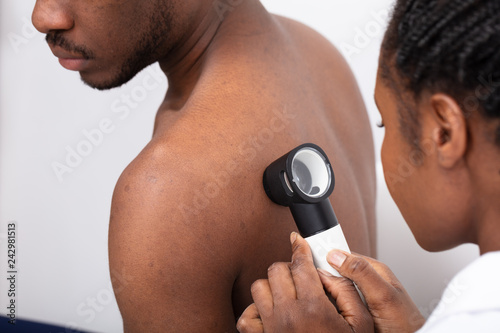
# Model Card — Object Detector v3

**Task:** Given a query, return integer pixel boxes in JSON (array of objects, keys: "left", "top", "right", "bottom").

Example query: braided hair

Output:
[{"left": 381, "top": 0, "right": 500, "bottom": 147}]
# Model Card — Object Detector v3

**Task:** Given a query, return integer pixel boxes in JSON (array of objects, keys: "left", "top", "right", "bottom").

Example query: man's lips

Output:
[{"left": 49, "top": 45, "right": 90, "bottom": 71}]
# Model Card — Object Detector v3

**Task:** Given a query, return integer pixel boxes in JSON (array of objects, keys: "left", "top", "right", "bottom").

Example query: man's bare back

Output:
[
  {"left": 32, "top": 0, "right": 374, "bottom": 331},
  {"left": 108, "top": 9, "right": 375, "bottom": 333}
]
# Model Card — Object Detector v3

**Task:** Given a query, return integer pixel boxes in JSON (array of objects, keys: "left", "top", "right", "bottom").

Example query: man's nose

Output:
[{"left": 32, "top": 0, "right": 74, "bottom": 34}]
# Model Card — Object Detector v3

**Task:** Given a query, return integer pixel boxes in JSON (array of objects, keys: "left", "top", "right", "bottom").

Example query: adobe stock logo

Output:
[
  {"left": 7, "top": 17, "right": 38, "bottom": 54},
  {"left": 213, "top": 0, "right": 245, "bottom": 21},
  {"left": 340, "top": 9, "right": 390, "bottom": 60},
  {"left": 178, "top": 107, "right": 297, "bottom": 220},
  {"left": 51, "top": 119, "right": 116, "bottom": 183},
  {"left": 51, "top": 66, "right": 164, "bottom": 183}
]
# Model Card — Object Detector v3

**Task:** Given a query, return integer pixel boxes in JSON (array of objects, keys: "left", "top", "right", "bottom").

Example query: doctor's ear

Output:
[{"left": 427, "top": 93, "right": 468, "bottom": 169}]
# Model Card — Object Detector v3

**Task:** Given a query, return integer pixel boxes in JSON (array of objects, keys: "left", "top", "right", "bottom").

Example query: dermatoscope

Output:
[{"left": 263, "top": 143, "right": 351, "bottom": 277}]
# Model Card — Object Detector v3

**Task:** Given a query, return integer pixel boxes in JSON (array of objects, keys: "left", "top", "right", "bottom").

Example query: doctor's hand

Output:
[
  {"left": 237, "top": 233, "right": 374, "bottom": 333},
  {"left": 322, "top": 249, "right": 426, "bottom": 333}
]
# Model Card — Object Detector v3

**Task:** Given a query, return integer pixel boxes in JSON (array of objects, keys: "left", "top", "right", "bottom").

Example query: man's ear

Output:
[{"left": 428, "top": 93, "right": 468, "bottom": 168}]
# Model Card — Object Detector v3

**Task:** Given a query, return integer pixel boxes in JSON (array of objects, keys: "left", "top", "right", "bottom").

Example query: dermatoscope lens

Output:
[{"left": 291, "top": 147, "right": 331, "bottom": 198}]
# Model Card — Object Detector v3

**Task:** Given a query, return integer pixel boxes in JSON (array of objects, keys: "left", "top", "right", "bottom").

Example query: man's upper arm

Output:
[{"left": 109, "top": 146, "right": 241, "bottom": 332}]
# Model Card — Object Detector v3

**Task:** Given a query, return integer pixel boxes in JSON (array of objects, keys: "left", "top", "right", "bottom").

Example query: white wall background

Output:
[{"left": 0, "top": 1, "right": 479, "bottom": 332}]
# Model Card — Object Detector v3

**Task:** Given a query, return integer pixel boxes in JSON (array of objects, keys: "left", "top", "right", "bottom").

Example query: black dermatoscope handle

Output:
[{"left": 289, "top": 202, "right": 339, "bottom": 238}]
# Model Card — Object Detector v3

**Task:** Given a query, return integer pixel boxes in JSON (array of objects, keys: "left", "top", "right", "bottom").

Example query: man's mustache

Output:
[{"left": 46, "top": 32, "right": 95, "bottom": 60}]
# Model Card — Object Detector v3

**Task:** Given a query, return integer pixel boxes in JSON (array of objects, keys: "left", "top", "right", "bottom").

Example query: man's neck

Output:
[
  {"left": 159, "top": 8, "right": 222, "bottom": 86},
  {"left": 477, "top": 203, "right": 500, "bottom": 255},
  {"left": 158, "top": 0, "right": 270, "bottom": 109}
]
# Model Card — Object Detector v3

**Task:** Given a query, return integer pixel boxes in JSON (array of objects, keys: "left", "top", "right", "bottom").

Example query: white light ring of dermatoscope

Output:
[{"left": 291, "top": 147, "right": 331, "bottom": 198}]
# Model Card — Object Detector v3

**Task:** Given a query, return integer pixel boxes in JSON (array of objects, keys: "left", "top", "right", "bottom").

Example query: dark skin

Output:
[
  {"left": 237, "top": 55, "right": 500, "bottom": 332},
  {"left": 32, "top": 0, "right": 376, "bottom": 331}
]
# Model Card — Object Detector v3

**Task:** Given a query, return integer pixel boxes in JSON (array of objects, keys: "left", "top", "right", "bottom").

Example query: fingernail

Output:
[
  {"left": 327, "top": 251, "right": 347, "bottom": 268},
  {"left": 317, "top": 268, "right": 334, "bottom": 277},
  {"left": 290, "top": 232, "right": 298, "bottom": 244}
]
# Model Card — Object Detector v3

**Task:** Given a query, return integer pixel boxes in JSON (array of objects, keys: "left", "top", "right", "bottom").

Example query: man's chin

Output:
[
  {"left": 79, "top": 69, "right": 140, "bottom": 91},
  {"left": 80, "top": 76, "right": 128, "bottom": 91},
  {"left": 81, "top": 80, "right": 120, "bottom": 91}
]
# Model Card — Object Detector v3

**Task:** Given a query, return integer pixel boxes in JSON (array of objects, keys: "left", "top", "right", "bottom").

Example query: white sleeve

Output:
[{"left": 417, "top": 311, "right": 500, "bottom": 333}]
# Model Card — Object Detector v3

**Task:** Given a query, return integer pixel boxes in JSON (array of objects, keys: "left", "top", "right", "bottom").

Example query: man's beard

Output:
[
  {"left": 85, "top": 34, "right": 163, "bottom": 91},
  {"left": 46, "top": 2, "right": 173, "bottom": 91},
  {"left": 88, "top": 4, "right": 173, "bottom": 91}
]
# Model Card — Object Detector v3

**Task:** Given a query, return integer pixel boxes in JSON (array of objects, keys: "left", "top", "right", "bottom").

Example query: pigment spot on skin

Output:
[
  {"left": 240, "top": 220, "right": 247, "bottom": 231},
  {"left": 124, "top": 185, "right": 130, "bottom": 192}
]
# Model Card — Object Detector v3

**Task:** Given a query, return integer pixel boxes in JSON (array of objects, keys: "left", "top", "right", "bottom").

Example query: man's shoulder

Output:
[
  {"left": 112, "top": 140, "right": 221, "bottom": 210},
  {"left": 272, "top": 14, "right": 345, "bottom": 60},
  {"left": 108, "top": 140, "right": 257, "bottom": 331},
  {"left": 111, "top": 135, "right": 271, "bottom": 229}
]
